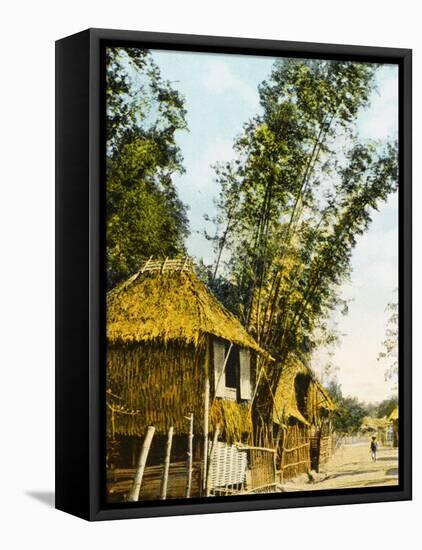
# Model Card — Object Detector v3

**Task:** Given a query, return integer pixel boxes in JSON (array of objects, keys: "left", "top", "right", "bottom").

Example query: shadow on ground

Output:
[
  {"left": 323, "top": 469, "right": 375, "bottom": 481},
  {"left": 26, "top": 491, "right": 55, "bottom": 508}
]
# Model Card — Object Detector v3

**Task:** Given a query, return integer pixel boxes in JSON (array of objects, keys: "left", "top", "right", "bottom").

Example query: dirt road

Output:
[{"left": 284, "top": 442, "right": 399, "bottom": 491}]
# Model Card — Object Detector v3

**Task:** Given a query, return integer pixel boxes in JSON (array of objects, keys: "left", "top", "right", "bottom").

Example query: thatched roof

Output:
[
  {"left": 361, "top": 417, "right": 390, "bottom": 430},
  {"left": 272, "top": 354, "right": 336, "bottom": 426},
  {"left": 388, "top": 406, "right": 399, "bottom": 421},
  {"left": 107, "top": 258, "right": 267, "bottom": 355},
  {"left": 272, "top": 357, "right": 310, "bottom": 425}
]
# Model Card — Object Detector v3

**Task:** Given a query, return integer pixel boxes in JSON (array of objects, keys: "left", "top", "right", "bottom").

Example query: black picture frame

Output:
[{"left": 55, "top": 28, "right": 412, "bottom": 521}]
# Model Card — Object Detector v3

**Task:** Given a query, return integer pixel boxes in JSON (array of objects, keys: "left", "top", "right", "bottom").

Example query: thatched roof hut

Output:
[
  {"left": 272, "top": 354, "right": 336, "bottom": 427},
  {"left": 107, "top": 258, "right": 268, "bottom": 442},
  {"left": 361, "top": 417, "right": 391, "bottom": 432}
]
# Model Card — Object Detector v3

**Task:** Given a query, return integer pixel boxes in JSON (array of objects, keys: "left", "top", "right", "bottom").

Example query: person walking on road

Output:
[{"left": 370, "top": 436, "right": 378, "bottom": 462}]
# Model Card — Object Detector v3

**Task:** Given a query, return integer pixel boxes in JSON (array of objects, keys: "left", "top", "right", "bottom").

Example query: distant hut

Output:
[
  {"left": 106, "top": 258, "right": 271, "bottom": 500},
  {"left": 361, "top": 417, "right": 391, "bottom": 445},
  {"left": 271, "top": 354, "right": 336, "bottom": 479},
  {"left": 387, "top": 406, "right": 399, "bottom": 447}
]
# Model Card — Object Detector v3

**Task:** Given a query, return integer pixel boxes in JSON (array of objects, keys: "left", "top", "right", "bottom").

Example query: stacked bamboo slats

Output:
[
  {"left": 107, "top": 461, "right": 202, "bottom": 502},
  {"left": 139, "top": 257, "right": 192, "bottom": 274}
]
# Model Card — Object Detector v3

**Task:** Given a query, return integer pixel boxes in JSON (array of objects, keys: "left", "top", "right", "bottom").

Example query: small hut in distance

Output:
[
  {"left": 271, "top": 354, "right": 336, "bottom": 480},
  {"left": 361, "top": 416, "right": 392, "bottom": 446},
  {"left": 106, "top": 257, "right": 270, "bottom": 501}
]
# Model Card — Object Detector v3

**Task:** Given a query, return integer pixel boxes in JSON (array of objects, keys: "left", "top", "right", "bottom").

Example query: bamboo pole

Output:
[
  {"left": 160, "top": 426, "right": 174, "bottom": 500},
  {"left": 186, "top": 413, "right": 194, "bottom": 498},
  {"left": 202, "top": 379, "right": 210, "bottom": 493},
  {"left": 128, "top": 426, "right": 155, "bottom": 502},
  {"left": 206, "top": 425, "right": 220, "bottom": 497}
]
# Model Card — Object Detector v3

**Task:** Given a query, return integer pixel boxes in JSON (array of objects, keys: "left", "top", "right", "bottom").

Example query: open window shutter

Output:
[
  {"left": 213, "top": 340, "right": 226, "bottom": 397},
  {"left": 239, "top": 349, "right": 251, "bottom": 400}
]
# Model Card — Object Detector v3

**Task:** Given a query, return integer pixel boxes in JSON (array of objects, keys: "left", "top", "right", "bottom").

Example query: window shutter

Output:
[
  {"left": 213, "top": 340, "right": 226, "bottom": 397},
  {"left": 239, "top": 349, "right": 251, "bottom": 400}
]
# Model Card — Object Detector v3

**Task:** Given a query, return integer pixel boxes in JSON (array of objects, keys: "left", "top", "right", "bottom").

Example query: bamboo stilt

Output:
[
  {"left": 206, "top": 425, "right": 220, "bottom": 497},
  {"left": 160, "top": 426, "right": 174, "bottom": 500},
  {"left": 128, "top": 426, "right": 155, "bottom": 502},
  {"left": 202, "top": 378, "right": 210, "bottom": 493},
  {"left": 186, "top": 413, "right": 194, "bottom": 498}
]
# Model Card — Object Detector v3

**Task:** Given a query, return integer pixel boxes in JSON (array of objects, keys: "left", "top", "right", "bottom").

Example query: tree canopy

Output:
[{"left": 106, "top": 47, "right": 189, "bottom": 289}]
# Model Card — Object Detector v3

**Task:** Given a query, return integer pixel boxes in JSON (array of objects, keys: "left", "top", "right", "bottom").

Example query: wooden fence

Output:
[
  {"left": 107, "top": 433, "right": 277, "bottom": 501},
  {"left": 107, "top": 461, "right": 202, "bottom": 502},
  {"left": 279, "top": 425, "right": 311, "bottom": 481}
]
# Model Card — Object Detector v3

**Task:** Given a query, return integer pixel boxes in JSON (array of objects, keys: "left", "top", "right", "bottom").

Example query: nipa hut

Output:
[
  {"left": 271, "top": 354, "right": 336, "bottom": 480},
  {"left": 106, "top": 257, "right": 272, "bottom": 501}
]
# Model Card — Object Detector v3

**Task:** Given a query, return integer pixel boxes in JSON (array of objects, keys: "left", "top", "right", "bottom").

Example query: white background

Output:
[{"left": 0, "top": 1, "right": 418, "bottom": 548}]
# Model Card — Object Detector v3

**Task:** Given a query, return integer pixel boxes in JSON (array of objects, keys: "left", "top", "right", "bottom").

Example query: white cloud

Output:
[
  {"left": 183, "top": 138, "right": 235, "bottom": 193},
  {"left": 201, "top": 59, "right": 257, "bottom": 106}
]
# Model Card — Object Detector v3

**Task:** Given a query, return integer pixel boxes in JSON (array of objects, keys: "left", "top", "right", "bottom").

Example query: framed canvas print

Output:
[{"left": 55, "top": 28, "right": 412, "bottom": 521}]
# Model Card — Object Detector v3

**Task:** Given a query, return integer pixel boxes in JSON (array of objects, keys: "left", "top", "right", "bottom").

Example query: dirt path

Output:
[{"left": 283, "top": 442, "right": 399, "bottom": 491}]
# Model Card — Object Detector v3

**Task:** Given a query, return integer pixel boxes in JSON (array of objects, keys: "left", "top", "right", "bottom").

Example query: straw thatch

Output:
[
  {"left": 107, "top": 342, "right": 205, "bottom": 436},
  {"left": 107, "top": 260, "right": 266, "bottom": 355},
  {"left": 388, "top": 406, "right": 398, "bottom": 421},
  {"left": 272, "top": 354, "right": 335, "bottom": 426},
  {"left": 272, "top": 357, "right": 310, "bottom": 425},
  {"left": 209, "top": 399, "right": 254, "bottom": 443}
]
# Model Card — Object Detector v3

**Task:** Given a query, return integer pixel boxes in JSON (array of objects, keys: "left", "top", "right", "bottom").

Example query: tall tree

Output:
[
  {"left": 106, "top": 47, "right": 189, "bottom": 288},
  {"left": 209, "top": 59, "right": 398, "bottom": 423}
]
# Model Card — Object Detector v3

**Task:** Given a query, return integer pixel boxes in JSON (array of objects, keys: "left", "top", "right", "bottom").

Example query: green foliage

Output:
[
  {"left": 375, "top": 396, "right": 398, "bottom": 418},
  {"left": 106, "top": 47, "right": 189, "bottom": 288},
  {"left": 326, "top": 381, "right": 367, "bottom": 435},
  {"left": 208, "top": 59, "right": 398, "bottom": 403},
  {"left": 378, "top": 298, "right": 399, "bottom": 384},
  {"left": 334, "top": 396, "right": 368, "bottom": 435}
]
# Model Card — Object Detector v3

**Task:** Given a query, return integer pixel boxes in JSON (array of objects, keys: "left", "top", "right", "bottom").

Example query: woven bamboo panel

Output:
[{"left": 208, "top": 441, "right": 247, "bottom": 489}]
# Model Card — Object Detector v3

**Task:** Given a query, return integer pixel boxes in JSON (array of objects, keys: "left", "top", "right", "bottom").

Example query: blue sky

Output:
[{"left": 152, "top": 50, "right": 398, "bottom": 403}]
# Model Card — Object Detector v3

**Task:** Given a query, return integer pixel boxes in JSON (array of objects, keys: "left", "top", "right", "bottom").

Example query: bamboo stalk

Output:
[
  {"left": 128, "top": 426, "right": 155, "bottom": 502},
  {"left": 202, "top": 378, "right": 210, "bottom": 493},
  {"left": 160, "top": 426, "right": 174, "bottom": 500},
  {"left": 206, "top": 425, "right": 220, "bottom": 497},
  {"left": 186, "top": 413, "right": 194, "bottom": 498}
]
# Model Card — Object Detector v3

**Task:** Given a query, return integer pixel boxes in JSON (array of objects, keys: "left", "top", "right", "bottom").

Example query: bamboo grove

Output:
[{"left": 205, "top": 60, "right": 398, "bottom": 422}]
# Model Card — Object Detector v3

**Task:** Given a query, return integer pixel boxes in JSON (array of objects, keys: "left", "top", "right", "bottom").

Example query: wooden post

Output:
[
  {"left": 160, "top": 426, "right": 174, "bottom": 500},
  {"left": 186, "top": 413, "right": 194, "bottom": 498},
  {"left": 202, "top": 378, "right": 210, "bottom": 493},
  {"left": 128, "top": 426, "right": 155, "bottom": 502},
  {"left": 206, "top": 425, "right": 220, "bottom": 497}
]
